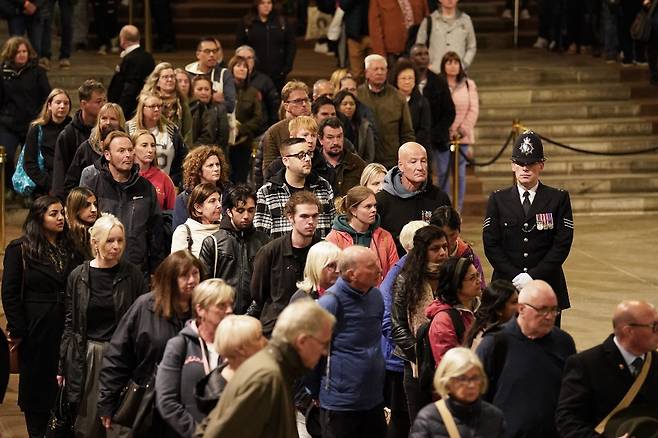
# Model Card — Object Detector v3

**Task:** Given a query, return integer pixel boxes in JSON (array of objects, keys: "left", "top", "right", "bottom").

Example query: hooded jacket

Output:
[
  {"left": 198, "top": 214, "right": 271, "bottom": 315},
  {"left": 82, "top": 157, "right": 165, "bottom": 275},
  {"left": 325, "top": 214, "right": 399, "bottom": 281},
  {"left": 376, "top": 166, "right": 451, "bottom": 254},
  {"left": 171, "top": 218, "right": 220, "bottom": 258},
  {"left": 156, "top": 322, "right": 216, "bottom": 438},
  {"left": 426, "top": 299, "right": 475, "bottom": 365},
  {"left": 62, "top": 133, "right": 103, "bottom": 197},
  {"left": 0, "top": 59, "right": 50, "bottom": 135},
  {"left": 52, "top": 110, "right": 93, "bottom": 200},
  {"left": 59, "top": 261, "right": 147, "bottom": 403},
  {"left": 184, "top": 62, "right": 236, "bottom": 114}
]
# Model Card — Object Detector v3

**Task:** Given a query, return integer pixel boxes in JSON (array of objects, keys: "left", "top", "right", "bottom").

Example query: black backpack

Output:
[{"left": 415, "top": 307, "right": 465, "bottom": 393}]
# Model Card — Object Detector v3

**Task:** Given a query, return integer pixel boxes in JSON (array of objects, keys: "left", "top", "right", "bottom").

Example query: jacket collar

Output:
[
  {"left": 268, "top": 166, "right": 321, "bottom": 189},
  {"left": 95, "top": 156, "right": 142, "bottom": 188},
  {"left": 281, "top": 232, "right": 320, "bottom": 258},
  {"left": 267, "top": 337, "right": 310, "bottom": 380}
]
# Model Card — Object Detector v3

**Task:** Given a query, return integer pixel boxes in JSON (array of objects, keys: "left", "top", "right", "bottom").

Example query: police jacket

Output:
[
  {"left": 483, "top": 182, "right": 573, "bottom": 309},
  {"left": 198, "top": 215, "right": 271, "bottom": 315},
  {"left": 59, "top": 261, "right": 147, "bottom": 403}
]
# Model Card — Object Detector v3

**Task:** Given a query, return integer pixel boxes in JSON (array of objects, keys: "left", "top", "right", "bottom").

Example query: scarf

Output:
[{"left": 397, "top": 0, "right": 415, "bottom": 30}]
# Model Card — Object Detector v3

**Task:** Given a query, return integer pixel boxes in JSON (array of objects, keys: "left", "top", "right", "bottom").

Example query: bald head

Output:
[
  {"left": 613, "top": 300, "right": 658, "bottom": 355},
  {"left": 398, "top": 142, "right": 428, "bottom": 189},
  {"left": 517, "top": 280, "right": 559, "bottom": 339},
  {"left": 339, "top": 246, "right": 381, "bottom": 292},
  {"left": 519, "top": 280, "right": 557, "bottom": 305},
  {"left": 398, "top": 142, "right": 426, "bottom": 162},
  {"left": 120, "top": 25, "right": 140, "bottom": 45}
]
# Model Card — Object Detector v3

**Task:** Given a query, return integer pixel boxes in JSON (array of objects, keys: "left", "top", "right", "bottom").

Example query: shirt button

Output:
[
  {"left": 523, "top": 223, "right": 528, "bottom": 227},
  {"left": 504, "top": 222, "right": 508, "bottom": 226},
  {"left": 523, "top": 268, "right": 528, "bottom": 272},
  {"left": 523, "top": 253, "right": 528, "bottom": 257},
  {"left": 523, "top": 238, "right": 528, "bottom": 242}
]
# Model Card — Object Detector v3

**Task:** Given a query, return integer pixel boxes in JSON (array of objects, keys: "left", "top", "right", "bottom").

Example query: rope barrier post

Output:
[
  {"left": 144, "top": 0, "right": 153, "bottom": 53},
  {"left": 511, "top": 119, "right": 522, "bottom": 185},
  {"left": 450, "top": 135, "right": 460, "bottom": 210},
  {"left": 128, "top": 0, "right": 133, "bottom": 25},
  {"left": 0, "top": 146, "right": 6, "bottom": 254},
  {"left": 514, "top": 0, "right": 520, "bottom": 48}
]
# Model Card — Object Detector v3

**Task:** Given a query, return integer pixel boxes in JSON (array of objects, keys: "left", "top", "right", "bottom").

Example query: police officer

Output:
[{"left": 482, "top": 131, "right": 574, "bottom": 317}]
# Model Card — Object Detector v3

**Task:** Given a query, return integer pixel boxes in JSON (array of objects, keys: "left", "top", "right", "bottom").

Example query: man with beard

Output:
[
  {"left": 255, "top": 137, "right": 335, "bottom": 239},
  {"left": 198, "top": 185, "right": 271, "bottom": 315},
  {"left": 313, "top": 117, "right": 365, "bottom": 197}
]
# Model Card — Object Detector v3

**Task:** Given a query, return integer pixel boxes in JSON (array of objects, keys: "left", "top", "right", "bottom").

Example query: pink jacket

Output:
[
  {"left": 425, "top": 299, "right": 475, "bottom": 366},
  {"left": 325, "top": 227, "right": 399, "bottom": 284},
  {"left": 449, "top": 78, "right": 479, "bottom": 145}
]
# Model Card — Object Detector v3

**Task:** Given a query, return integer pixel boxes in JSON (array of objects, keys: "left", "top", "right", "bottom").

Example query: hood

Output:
[
  {"left": 184, "top": 217, "right": 221, "bottom": 231},
  {"left": 180, "top": 320, "right": 200, "bottom": 339},
  {"left": 381, "top": 167, "right": 427, "bottom": 199},
  {"left": 185, "top": 61, "right": 205, "bottom": 75},
  {"left": 95, "top": 156, "right": 142, "bottom": 187},
  {"left": 332, "top": 214, "right": 380, "bottom": 244},
  {"left": 425, "top": 299, "right": 454, "bottom": 320},
  {"left": 71, "top": 109, "right": 92, "bottom": 134}
]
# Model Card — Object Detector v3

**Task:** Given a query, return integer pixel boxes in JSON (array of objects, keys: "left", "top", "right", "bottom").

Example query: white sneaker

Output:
[
  {"left": 501, "top": 9, "right": 512, "bottom": 19},
  {"left": 533, "top": 37, "right": 548, "bottom": 49},
  {"left": 314, "top": 42, "right": 329, "bottom": 54},
  {"left": 520, "top": 9, "right": 530, "bottom": 19},
  {"left": 97, "top": 45, "right": 107, "bottom": 55}
]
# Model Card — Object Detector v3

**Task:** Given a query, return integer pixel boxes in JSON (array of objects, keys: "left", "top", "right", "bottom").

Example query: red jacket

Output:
[
  {"left": 325, "top": 226, "right": 399, "bottom": 284},
  {"left": 369, "top": 0, "right": 429, "bottom": 56},
  {"left": 425, "top": 299, "right": 475, "bottom": 366}
]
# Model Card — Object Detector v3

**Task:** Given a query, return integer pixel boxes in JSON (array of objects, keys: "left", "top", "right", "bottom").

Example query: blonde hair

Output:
[
  {"left": 280, "top": 80, "right": 309, "bottom": 119},
  {"left": 359, "top": 163, "right": 387, "bottom": 187},
  {"left": 399, "top": 220, "right": 429, "bottom": 253},
  {"left": 32, "top": 88, "right": 71, "bottom": 127},
  {"left": 272, "top": 300, "right": 336, "bottom": 344},
  {"left": 329, "top": 68, "right": 351, "bottom": 93},
  {"left": 88, "top": 103, "right": 126, "bottom": 148},
  {"left": 433, "top": 347, "right": 488, "bottom": 398},
  {"left": 288, "top": 116, "right": 317, "bottom": 136},
  {"left": 88, "top": 213, "right": 125, "bottom": 260},
  {"left": 296, "top": 241, "right": 342, "bottom": 293},
  {"left": 131, "top": 92, "right": 165, "bottom": 131},
  {"left": 214, "top": 315, "right": 263, "bottom": 361},
  {"left": 192, "top": 278, "right": 235, "bottom": 316}
]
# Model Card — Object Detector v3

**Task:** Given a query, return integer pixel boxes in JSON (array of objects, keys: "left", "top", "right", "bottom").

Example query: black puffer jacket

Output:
[
  {"left": 23, "top": 116, "right": 71, "bottom": 195},
  {"left": 97, "top": 292, "right": 190, "bottom": 418},
  {"left": 409, "top": 398, "right": 505, "bottom": 438},
  {"left": 81, "top": 158, "right": 165, "bottom": 276},
  {"left": 0, "top": 59, "right": 50, "bottom": 136},
  {"left": 59, "top": 261, "right": 147, "bottom": 403},
  {"left": 52, "top": 110, "right": 93, "bottom": 200},
  {"left": 198, "top": 214, "right": 270, "bottom": 314}
]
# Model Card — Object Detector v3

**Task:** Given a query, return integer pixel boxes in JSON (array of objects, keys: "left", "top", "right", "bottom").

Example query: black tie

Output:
[
  {"left": 522, "top": 191, "right": 531, "bottom": 216},
  {"left": 631, "top": 357, "right": 644, "bottom": 376}
]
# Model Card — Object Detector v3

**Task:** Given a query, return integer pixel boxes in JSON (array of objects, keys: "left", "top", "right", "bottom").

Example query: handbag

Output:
[
  {"left": 12, "top": 125, "right": 44, "bottom": 196},
  {"left": 113, "top": 377, "right": 154, "bottom": 428},
  {"left": 213, "top": 67, "right": 239, "bottom": 145},
  {"left": 305, "top": 5, "right": 332, "bottom": 40},
  {"left": 45, "top": 383, "right": 74, "bottom": 438}
]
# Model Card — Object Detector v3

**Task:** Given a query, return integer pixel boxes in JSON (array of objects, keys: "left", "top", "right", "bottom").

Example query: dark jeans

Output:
[
  {"left": 0, "top": 126, "right": 22, "bottom": 191},
  {"left": 41, "top": 0, "right": 74, "bottom": 60},
  {"left": 402, "top": 362, "right": 431, "bottom": 423},
  {"left": 619, "top": 0, "right": 646, "bottom": 63},
  {"left": 537, "top": 0, "right": 564, "bottom": 42},
  {"left": 320, "top": 405, "right": 387, "bottom": 438},
  {"left": 566, "top": 0, "right": 586, "bottom": 46},
  {"left": 91, "top": 0, "right": 118, "bottom": 47},
  {"left": 229, "top": 142, "right": 252, "bottom": 184},
  {"left": 601, "top": 0, "right": 620, "bottom": 58},
  {"left": 8, "top": 13, "right": 45, "bottom": 56},
  {"left": 25, "top": 410, "right": 50, "bottom": 438},
  {"left": 384, "top": 370, "right": 410, "bottom": 438}
]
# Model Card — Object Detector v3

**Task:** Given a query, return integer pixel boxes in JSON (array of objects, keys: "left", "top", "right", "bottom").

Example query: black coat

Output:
[
  {"left": 107, "top": 45, "right": 156, "bottom": 119},
  {"left": 249, "top": 70, "right": 281, "bottom": 132},
  {"left": 236, "top": 12, "right": 296, "bottom": 87},
  {"left": 1, "top": 238, "right": 76, "bottom": 411},
  {"left": 408, "top": 89, "right": 432, "bottom": 151},
  {"left": 482, "top": 182, "right": 574, "bottom": 309},
  {"left": 198, "top": 215, "right": 270, "bottom": 315},
  {"left": 556, "top": 335, "right": 658, "bottom": 438},
  {"left": 409, "top": 398, "right": 506, "bottom": 438},
  {"left": 423, "top": 71, "right": 455, "bottom": 152},
  {"left": 339, "top": 0, "right": 369, "bottom": 39},
  {"left": 97, "top": 292, "right": 189, "bottom": 418},
  {"left": 52, "top": 110, "right": 93, "bottom": 200},
  {"left": 250, "top": 232, "right": 321, "bottom": 336},
  {"left": 190, "top": 100, "right": 229, "bottom": 149},
  {"left": 63, "top": 137, "right": 101, "bottom": 195},
  {"left": 82, "top": 158, "right": 165, "bottom": 276},
  {"left": 59, "top": 261, "right": 148, "bottom": 403},
  {"left": 0, "top": 60, "right": 50, "bottom": 136},
  {"left": 23, "top": 116, "right": 71, "bottom": 195}
]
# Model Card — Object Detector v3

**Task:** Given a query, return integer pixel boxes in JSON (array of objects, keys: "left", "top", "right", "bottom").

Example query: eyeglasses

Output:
[
  {"left": 144, "top": 104, "right": 162, "bottom": 110},
  {"left": 451, "top": 375, "right": 482, "bottom": 386},
  {"left": 627, "top": 321, "right": 658, "bottom": 333},
  {"left": 284, "top": 151, "right": 314, "bottom": 161},
  {"left": 199, "top": 48, "right": 219, "bottom": 54},
  {"left": 286, "top": 97, "right": 310, "bottom": 106},
  {"left": 521, "top": 302, "right": 560, "bottom": 316}
]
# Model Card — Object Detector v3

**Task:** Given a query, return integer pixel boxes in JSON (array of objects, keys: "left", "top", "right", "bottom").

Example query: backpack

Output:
[{"left": 415, "top": 307, "right": 465, "bottom": 394}]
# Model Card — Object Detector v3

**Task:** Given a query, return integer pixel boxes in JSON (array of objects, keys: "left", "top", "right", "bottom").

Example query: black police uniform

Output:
[{"left": 482, "top": 132, "right": 574, "bottom": 309}]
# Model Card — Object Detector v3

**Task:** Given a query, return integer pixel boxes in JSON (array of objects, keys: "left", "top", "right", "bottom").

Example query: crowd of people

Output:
[{"left": 1, "top": 0, "right": 657, "bottom": 437}]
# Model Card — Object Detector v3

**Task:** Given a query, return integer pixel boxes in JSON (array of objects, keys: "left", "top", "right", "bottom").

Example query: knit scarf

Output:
[{"left": 397, "top": 0, "right": 414, "bottom": 29}]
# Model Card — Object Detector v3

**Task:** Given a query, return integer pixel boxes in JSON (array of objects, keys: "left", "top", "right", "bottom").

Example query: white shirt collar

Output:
[
  {"left": 613, "top": 336, "right": 645, "bottom": 369},
  {"left": 120, "top": 44, "right": 140, "bottom": 58},
  {"left": 517, "top": 182, "right": 539, "bottom": 204}
]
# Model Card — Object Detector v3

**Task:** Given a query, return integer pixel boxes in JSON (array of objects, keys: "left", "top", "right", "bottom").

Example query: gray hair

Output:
[
  {"left": 399, "top": 220, "right": 429, "bottom": 253},
  {"left": 89, "top": 213, "right": 124, "bottom": 257},
  {"left": 433, "top": 347, "right": 488, "bottom": 397},
  {"left": 272, "top": 299, "right": 335, "bottom": 344},
  {"left": 365, "top": 54, "right": 387, "bottom": 70},
  {"left": 296, "top": 241, "right": 342, "bottom": 293},
  {"left": 214, "top": 314, "right": 263, "bottom": 360},
  {"left": 235, "top": 45, "right": 255, "bottom": 56}
]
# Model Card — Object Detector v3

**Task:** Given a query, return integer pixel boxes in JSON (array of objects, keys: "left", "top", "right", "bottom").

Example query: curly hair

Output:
[
  {"left": 398, "top": 225, "right": 447, "bottom": 315},
  {"left": 437, "top": 256, "right": 474, "bottom": 306},
  {"left": 182, "top": 145, "right": 229, "bottom": 192},
  {"left": 1, "top": 36, "right": 37, "bottom": 64}
]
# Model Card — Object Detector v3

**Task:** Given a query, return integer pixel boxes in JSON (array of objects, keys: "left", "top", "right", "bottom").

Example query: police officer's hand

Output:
[{"left": 512, "top": 273, "right": 533, "bottom": 290}]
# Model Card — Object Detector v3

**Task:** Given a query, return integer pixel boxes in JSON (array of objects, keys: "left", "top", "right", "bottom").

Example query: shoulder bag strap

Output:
[
  {"left": 594, "top": 352, "right": 653, "bottom": 433},
  {"left": 211, "top": 234, "right": 219, "bottom": 278},
  {"left": 184, "top": 224, "right": 193, "bottom": 252},
  {"left": 434, "top": 399, "right": 461, "bottom": 438}
]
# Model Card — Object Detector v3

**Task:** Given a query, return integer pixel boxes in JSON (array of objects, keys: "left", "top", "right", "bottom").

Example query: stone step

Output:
[
  {"left": 472, "top": 67, "right": 620, "bottom": 87},
  {"left": 570, "top": 193, "right": 658, "bottom": 213},
  {"left": 475, "top": 117, "right": 655, "bottom": 139},
  {"left": 478, "top": 84, "right": 632, "bottom": 105},
  {"left": 479, "top": 100, "right": 646, "bottom": 121}
]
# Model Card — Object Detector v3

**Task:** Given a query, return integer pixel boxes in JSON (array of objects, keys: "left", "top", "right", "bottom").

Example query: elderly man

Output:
[
  {"left": 310, "top": 246, "right": 387, "bottom": 438},
  {"left": 476, "top": 280, "right": 576, "bottom": 438},
  {"left": 201, "top": 300, "right": 335, "bottom": 438},
  {"left": 376, "top": 142, "right": 451, "bottom": 255},
  {"left": 358, "top": 54, "right": 415, "bottom": 169},
  {"left": 556, "top": 300, "right": 658, "bottom": 438},
  {"left": 483, "top": 131, "right": 574, "bottom": 319}
]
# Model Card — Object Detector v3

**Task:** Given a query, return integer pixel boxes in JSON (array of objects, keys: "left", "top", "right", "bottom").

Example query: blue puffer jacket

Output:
[
  {"left": 381, "top": 255, "right": 407, "bottom": 373},
  {"left": 314, "top": 277, "right": 385, "bottom": 411}
]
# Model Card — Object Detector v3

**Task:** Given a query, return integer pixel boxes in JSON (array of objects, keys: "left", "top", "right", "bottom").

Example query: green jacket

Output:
[
  {"left": 357, "top": 83, "right": 415, "bottom": 168},
  {"left": 199, "top": 339, "right": 306, "bottom": 438},
  {"left": 235, "top": 85, "right": 263, "bottom": 146}
]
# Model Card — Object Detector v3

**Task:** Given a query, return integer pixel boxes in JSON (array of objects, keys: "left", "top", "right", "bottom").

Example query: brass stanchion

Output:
[
  {"left": 450, "top": 135, "right": 461, "bottom": 211},
  {"left": 0, "top": 146, "right": 6, "bottom": 254},
  {"left": 144, "top": 0, "right": 153, "bottom": 53},
  {"left": 128, "top": 0, "right": 133, "bottom": 25}
]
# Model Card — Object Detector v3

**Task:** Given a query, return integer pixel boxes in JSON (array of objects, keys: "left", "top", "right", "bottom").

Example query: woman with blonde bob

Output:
[
  {"left": 359, "top": 163, "right": 387, "bottom": 194},
  {"left": 58, "top": 214, "right": 147, "bottom": 436},
  {"left": 409, "top": 347, "right": 505, "bottom": 437},
  {"left": 290, "top": 241, "right": 342, "bottom": 302},
  {"left": 156, "top": 278, "right": 236, "bottom": 437},
  {"left": 65, "top": 186, "right": 99, "bottom": 260}
]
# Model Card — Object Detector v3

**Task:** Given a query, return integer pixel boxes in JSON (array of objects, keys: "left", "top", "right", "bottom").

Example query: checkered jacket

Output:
[{"left": 254, "top": 169, "right": 335, "bottom": 239}]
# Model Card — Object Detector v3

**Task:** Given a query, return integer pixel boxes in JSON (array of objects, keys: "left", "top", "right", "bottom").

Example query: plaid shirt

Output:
[{"left": 254, "top": 169, "right": 335, "bottom": 239}]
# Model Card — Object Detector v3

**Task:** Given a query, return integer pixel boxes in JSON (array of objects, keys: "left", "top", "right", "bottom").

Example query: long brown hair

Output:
[
  {"left": 153, "top": 251, "right": 204, "bottom": 320},
  {"left": 65, "top": 187, "right": 98, "bottom": 260}
]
